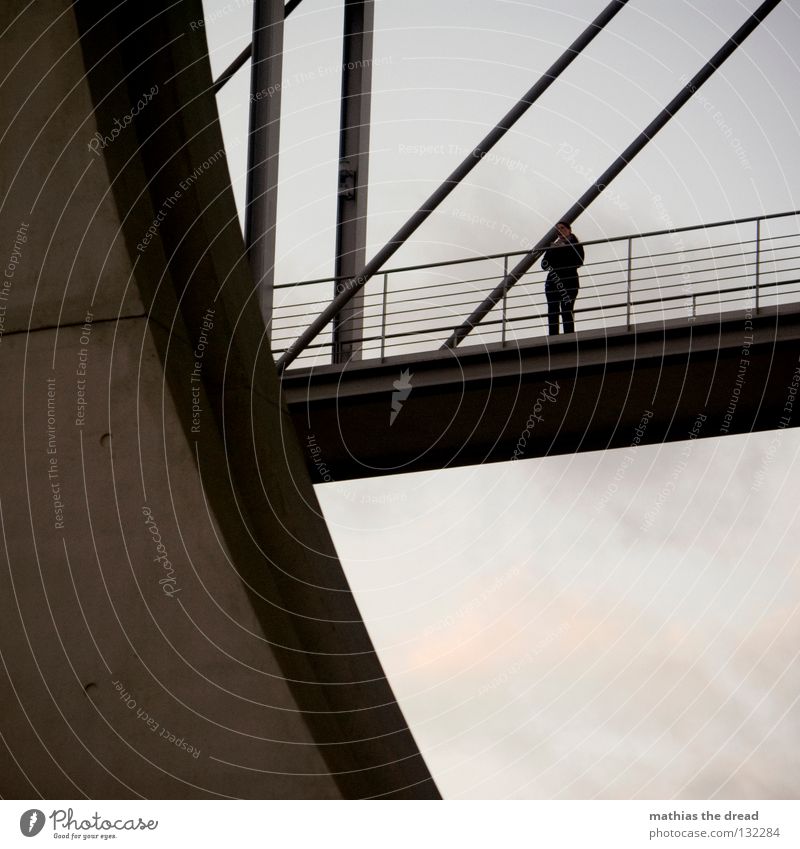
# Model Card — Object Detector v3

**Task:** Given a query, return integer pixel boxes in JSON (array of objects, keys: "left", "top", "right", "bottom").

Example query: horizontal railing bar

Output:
[
  {"left": 272, "top": 250, "right": 798, "bottom": 319},
  {"left": 274, "top": 258, "right": 800, "bottom": 323},
  {"left": 272, "top": 265, "right": 800, "bottom": 335},
  {"left": 273, "top": 209, "right": 800, "bottom": 290},
  {"left": 273, "top": 205, "right": 800, "bottom": 366},
  {"left": 273, "top": 234, "right": 800, "bottom": 313},
  {"left": 272, "top": 276, "right": 800, "bottom": 357},
  {"left": 630, "top": 232, "right": 798, "bottom": 264}
]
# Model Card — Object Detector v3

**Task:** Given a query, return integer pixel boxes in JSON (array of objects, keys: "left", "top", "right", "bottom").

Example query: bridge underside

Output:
[{"left": 284, "top": 305, "right": 800, "bottom": 481}]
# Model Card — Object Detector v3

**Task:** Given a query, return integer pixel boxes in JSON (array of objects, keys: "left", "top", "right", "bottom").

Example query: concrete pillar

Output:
[{"left": 0, "top": 0, "right": 438, "bottom": 800}]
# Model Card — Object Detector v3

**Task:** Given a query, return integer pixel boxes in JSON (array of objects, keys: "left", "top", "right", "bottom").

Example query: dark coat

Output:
[{"left": 542, "top": 234, "right": 584, "bottom": 288}]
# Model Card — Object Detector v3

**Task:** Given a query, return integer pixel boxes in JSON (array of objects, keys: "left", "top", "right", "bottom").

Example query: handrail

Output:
[
  {"left": 271, "top": 275, "right": 800, "bottom": 357},
  {"left": 274, "top": 0, "right": 632, "bottom": 372},
  {"left": 271, "top": 233, "right": 797, "bottom": 312},
  {"left": 270, "top": 214, "right": 800, "bottom": 364},
  {"left": 270, "top": 265, "right": 800, "bottom": 332},
  {"left": 273, "top": 209, "right": 800, "bottom": 291}
]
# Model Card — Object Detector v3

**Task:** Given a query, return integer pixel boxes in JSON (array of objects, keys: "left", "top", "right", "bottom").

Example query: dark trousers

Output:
[{"left": 545, "top": 276, "right": 579, "bottom": 335}]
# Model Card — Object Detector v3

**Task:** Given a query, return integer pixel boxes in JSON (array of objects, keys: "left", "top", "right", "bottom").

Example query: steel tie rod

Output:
[
  {"left": 275, "top": 0, "right": 631, "bottom": 373},
  {"left": 442, "top": 0, "right": 783, "bottom": 350},
  {"left": 212, "top": 0, "right": 304, "bottom": 94}
]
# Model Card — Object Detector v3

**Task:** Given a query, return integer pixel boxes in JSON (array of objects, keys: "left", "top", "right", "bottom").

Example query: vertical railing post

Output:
[
  {"left": 625, "top": 236, "right": 633, "bottom": 330},
  {"left": 501, "top": 254, "right": 508, "bottom": 345},
  {"left": 754, "top": 217, "right": 761, "bottom": 314},
  {"left": 380, "top": 271, "right": 388, "bottom": 361}
]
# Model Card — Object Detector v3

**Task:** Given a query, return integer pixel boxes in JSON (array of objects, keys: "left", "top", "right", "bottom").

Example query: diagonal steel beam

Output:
[
  {"left": 212, "top": 0, "right": 303, "bottom": 94},
  {"left": 275, "top": 0, "right": 631, "bottom": 372},
  {"left": 442, "top": 0, "right": 783, "bottom": 349}
]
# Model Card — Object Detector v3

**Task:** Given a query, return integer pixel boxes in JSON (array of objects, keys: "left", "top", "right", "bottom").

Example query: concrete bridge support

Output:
[{"left": 0, "top": 0, "right": 437, "bottom": 799}]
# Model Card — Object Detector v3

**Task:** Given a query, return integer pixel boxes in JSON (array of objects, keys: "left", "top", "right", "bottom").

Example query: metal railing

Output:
[{"left": 270, "top": 209, "right": 800, "bottom": 369}]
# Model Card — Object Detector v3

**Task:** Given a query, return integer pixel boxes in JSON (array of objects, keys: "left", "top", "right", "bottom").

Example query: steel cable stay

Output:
[
  {"left": 274, "top": 0, "right": 633, "bottom": 371},
  {"left": 274, "top": 0, "right": 784, "bottom": 368}
]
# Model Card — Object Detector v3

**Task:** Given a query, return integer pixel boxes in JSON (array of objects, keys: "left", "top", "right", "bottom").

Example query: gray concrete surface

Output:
[{"left": 0, "top": 0, "right": 438, "bottom": 799}]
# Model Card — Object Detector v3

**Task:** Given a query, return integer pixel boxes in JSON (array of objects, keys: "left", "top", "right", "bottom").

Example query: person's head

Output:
[{"left": 555, "top": 221, "right": 572, "bottom": 239}]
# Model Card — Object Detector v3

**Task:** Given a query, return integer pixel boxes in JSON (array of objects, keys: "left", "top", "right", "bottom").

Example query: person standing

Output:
[{"left": 541, "top": 221, "right": 584, "bottom": 335}]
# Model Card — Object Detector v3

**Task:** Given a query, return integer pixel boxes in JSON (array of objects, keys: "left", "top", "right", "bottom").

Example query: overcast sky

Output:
[{"left": 202, "top": 0, "right": 800, "bottom": 798}]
